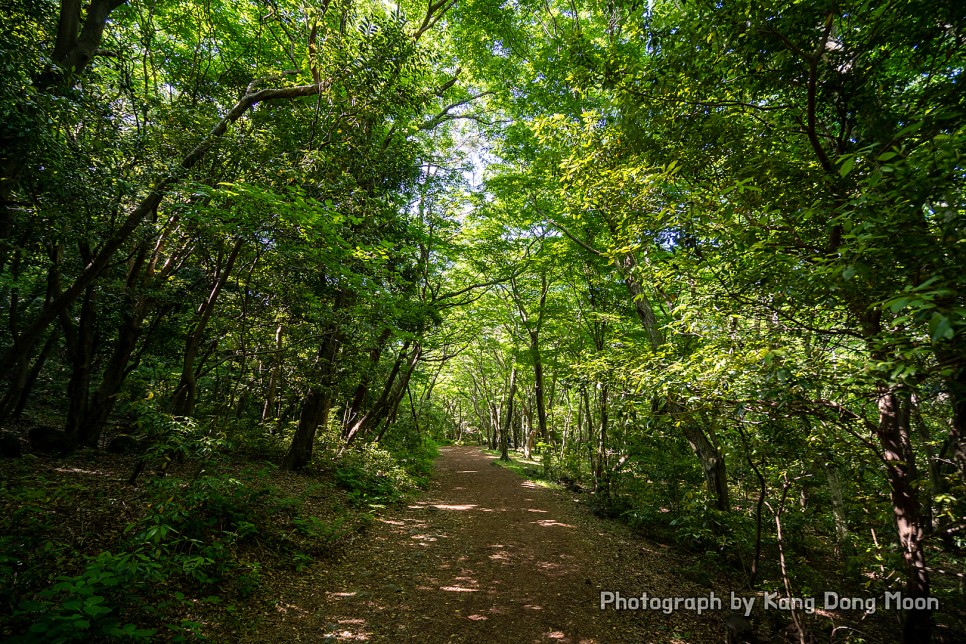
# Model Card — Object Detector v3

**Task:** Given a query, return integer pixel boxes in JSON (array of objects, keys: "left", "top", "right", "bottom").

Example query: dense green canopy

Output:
[{"left": 0, "top": 0, "right": 963, "bottom": 640}]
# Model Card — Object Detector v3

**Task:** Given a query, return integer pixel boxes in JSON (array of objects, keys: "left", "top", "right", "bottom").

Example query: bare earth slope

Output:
[{"left": 248, "top": 446, "right": 724, "bottom": 643}]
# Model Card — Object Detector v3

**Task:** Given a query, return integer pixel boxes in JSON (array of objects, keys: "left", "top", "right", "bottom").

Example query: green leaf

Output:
[
  {"left": 929, "top": 313, "right": 954, "bottom": 342},
  {"left": 839, "top": 155, "right": 856, "bottom": 177},
  {"left": 886, "top": 296, "right": 911, "bottom": 313}
]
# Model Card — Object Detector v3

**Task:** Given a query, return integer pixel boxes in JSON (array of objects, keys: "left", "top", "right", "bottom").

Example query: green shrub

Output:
[
  {"left": 334, "top": 436, "right": 439, "bottom": 505},
  {"left": 12, "top": 552, "right": 158, "bottom": 642}
]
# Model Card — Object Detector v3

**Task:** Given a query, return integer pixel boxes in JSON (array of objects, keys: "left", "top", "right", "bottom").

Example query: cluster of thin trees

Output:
[{"left": 0, "top": 0, "right": 485, "bottom": 470}]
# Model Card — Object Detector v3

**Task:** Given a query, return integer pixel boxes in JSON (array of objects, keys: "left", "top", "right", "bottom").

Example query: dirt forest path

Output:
[{"left": 248, "top": 446, "right": 727, "bottom": 642}]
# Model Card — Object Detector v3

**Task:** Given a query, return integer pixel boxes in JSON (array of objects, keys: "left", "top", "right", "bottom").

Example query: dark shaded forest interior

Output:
[{"left": 1, "top": 0, "right": 965, "bottom": 641}]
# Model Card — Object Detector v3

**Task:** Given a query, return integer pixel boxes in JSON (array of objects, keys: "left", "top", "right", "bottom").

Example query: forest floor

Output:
[{"left": 242, "top": 446, "right": 731, "bottom": 643}]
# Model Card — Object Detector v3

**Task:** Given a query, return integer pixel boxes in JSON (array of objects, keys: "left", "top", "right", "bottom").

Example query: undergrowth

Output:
[{"left": 0, "top": 416, "right": 441, "bottom": 642}]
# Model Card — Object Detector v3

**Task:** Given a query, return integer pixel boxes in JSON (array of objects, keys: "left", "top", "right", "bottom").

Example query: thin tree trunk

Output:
[
  {"left": 64, "top": 285, "right": 97, "bottom": 445},
  {"left": 343, "top": 328, "right": 392, "bottom": 436},
  {"left": 824, "top": 461, "right": 849, "bottom": 545},
  {"left": 531, "top": 329, "right": 549, "bottom": 444},
  {"left": 595, "top": 383, "right": 608, "bottom": 491},
  {"left": 171, "top": 238, "right": 243, "bottom": 417},
  {"left": 343, "top": 341, "right": 413, "bottom": 446},
  {"left": 8, "top": 333, "right": 57, "bottom": 418},
  {"left": 500, "top": 365, "right": 517, "bottom": 461},
  {"left": 80, "top": 244, "right": 154, "bottom": 444},
  {"left": 282, "top": 386, "right": 332, "bottom": 470},
  {"left": 261, "top": 324, "right": 284, "bottom": 422},
  {"left": 376, "top": 345, "right": 422, "bottom": 442},
  {"left": 616, "top": 249, "right": 730, "bottom": 511}
]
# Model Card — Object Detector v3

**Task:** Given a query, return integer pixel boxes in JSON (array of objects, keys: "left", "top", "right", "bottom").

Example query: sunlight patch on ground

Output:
[
  {"left": 532, "top": 519, "right": 574, "bottom": 528},
  {"left": 527, "top": 508, "right": 548, "bottom": 513},
  {"left": 410, "top": 534, "right": 439, "bottom": 542},
  {"left": 521, "top": 480, "right": 564, "bottom": 490},
  {"left": 536, "top": 561, "right": 563, "bottom": 573},
  {"left": 53, "top": 467, "right": 105, "bottom": 476},
  {"left": 408, "top": 502, "right": 479, "bottom": 511},
  {"left": 322, "top": 628, "right": 370, "bottom": 641},
  {"left": 467, "top": 614, "right": 488, "bottom": 621},
  {"left": 440, "top": 585, "right": 478, "bottom": 592},
  {"left": 456, "top": 470, "right": 478, "bottom": 473},
  {"left": 272, "top": 601, "right": 306, "bottom": 614}
]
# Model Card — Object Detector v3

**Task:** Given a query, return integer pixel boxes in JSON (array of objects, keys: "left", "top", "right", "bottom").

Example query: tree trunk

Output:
[
  {"left": 343, "top": 328, "right": 392, "bottom": 436},
  {"left": 615, "top": 249, "right": 730, "bottom": 511},
  {"left": 282, "top": 385, "right": 332, "bottom": 470},
  {"left": 679, "top": 421, "right": 730, "bottom": 512},
  {"left": 343, "top": 341, "right": 415, "bottom": 446},
  {"left": 2, "top": 333, "right": 56, "bottom": 419},
  {"left": 64, "top": 285, "right": 97, "bottom": 446},
  {"left": 79, "top": 306, "right": 142, "bottom": 445},
  {"left": 530, "top": 329, "right": 549, "bottom": 444},
  {"left": 595, "top": 383, "right": 608, "bottom": 491},
  {"left": 171, "top": 238, "right": 242, "bottom": 417},
  {"left": 261, "top": 324, "right": 283, "bottom": 422},
  {"left": 500, "top": 365, "right": 517, "bottom": 461},
  {"left": 875, "top": 387, "right": 931, "bottom": 642},
  {"left": 823, "top": 461, "right": 849, "bottom": 545},
  {"left": 281, "top": 323, "right": 341, "bottom": 470},
  {"left": 522, "top": 401, "right": 534, "bottom": 460},
  {"left": 376, "top": 344, "right": 421, "bottom": 442}
]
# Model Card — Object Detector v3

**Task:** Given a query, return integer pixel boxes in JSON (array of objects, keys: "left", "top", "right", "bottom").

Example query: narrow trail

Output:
[{"left": 249, "top": 446, "right": 725, "bottom": 642}]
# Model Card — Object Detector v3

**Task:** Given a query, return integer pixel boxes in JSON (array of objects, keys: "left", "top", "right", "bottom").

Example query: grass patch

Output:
[{"left": 484, "top": 449, "right": 564, "bottom": 490}]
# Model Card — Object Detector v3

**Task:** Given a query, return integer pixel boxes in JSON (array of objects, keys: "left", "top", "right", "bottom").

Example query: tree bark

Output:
[
  {"left": 376, "top": 344, "right": 422, "bottom": 442},
  {"left": 64, "top": 285, "right": 97, "bottom": 446},
  {"left": 171, "top": 238, "right": 243, "bottom": 417},
  {"left": 80, "top": 306, "right": 143, "bottom": 444},
  {"left": 282, "top": 322, "right": 342, "bottom": 470},
  {"left": 343, "top": 341, "right": 412, "bottom": 446},
  {"left": 875, "top": 387, "right": 931, "bottom": 642},
  {"left": 500, "top": 365, "right": 517, "bottom": 461},
  {"left": 595, "top": 383, "right": 608, "bottom": 491},
  {"left": 261, "top": 324, "right": 284, "bottom": 422},
  {"left": 823, "top": 461, "right": 849, "bottom": 545},
  {"left": 678, "top": 420, "right": 730, "bottom": 511},
  {"left": 51, "top": 0, "right": 128, "bottom": 77},
  {"left": 343, "top": 328, "right": 392, "bottom": 436}
]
